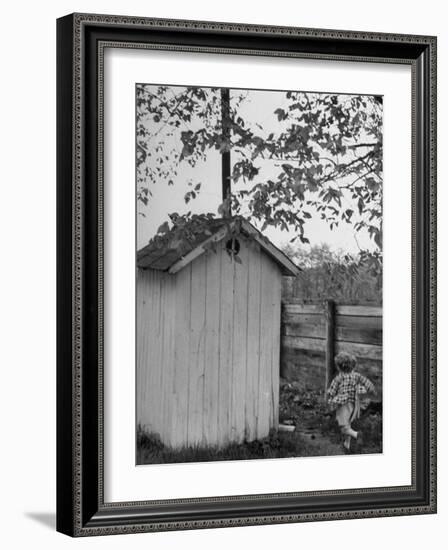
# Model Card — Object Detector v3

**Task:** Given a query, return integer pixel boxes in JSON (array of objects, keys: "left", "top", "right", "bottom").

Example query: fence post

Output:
[
  {"left": 325, "top": 300, "right": 335, "bottom": 395},
  {"left": 279, "top": 302, "right": 288, "bottom": 379}
]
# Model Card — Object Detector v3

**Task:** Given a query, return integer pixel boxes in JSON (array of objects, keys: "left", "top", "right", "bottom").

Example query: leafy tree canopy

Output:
[{"left": 136, "top": 85, "right": 383, "bottom": 267}]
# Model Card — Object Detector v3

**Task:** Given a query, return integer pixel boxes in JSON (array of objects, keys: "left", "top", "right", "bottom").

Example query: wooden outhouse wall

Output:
[{"left": 137, "top": 236, "right": 282, "bottom": 449}]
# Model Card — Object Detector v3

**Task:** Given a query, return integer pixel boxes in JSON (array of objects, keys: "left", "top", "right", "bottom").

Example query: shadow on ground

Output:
[{"left": 25, "top": 512, "right": 56, "bottom": 530}]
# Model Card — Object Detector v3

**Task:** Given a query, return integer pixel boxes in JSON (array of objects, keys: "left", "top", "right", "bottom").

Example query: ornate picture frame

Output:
[{"left": 56, "top": 13, "right": 437, "bottom": 536}]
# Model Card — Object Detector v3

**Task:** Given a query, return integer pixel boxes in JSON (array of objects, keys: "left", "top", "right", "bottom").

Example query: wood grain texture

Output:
[
  {"left": 171, "top": 265, "right": 191, "bottom": 447},
  {"left": 284, "top": 323, "right": 326, "bottom": 339},
  {"left": 270, "top": 263, "right": 282, "bottom": 429},
  {"left": 336, "top": 314, "right": 382, "bottom": 329},
  {"left": 232, "top": 240, "right": 249, "bottom": 443},
  {"left": 336, "top": 305, "right": 382, "bottom": 317},
  {"left": 282, "top": 313, "right": 325, "bottom": 326},
  {"left": 245, "top": 242, "right": 262, "bottom": 441},
  {"left": 258, "top": 257, "right": 278, "bottom": 438},
  {"left": 137, "top": 239, "right": 283, "bottom": 448},
  {"left": 335, "top": 326, "right": 382, "bottom": 345},
  {"left": 138, "top": 280, "right": 383, "bottom": 447},
  {"left": 325, "top": 300, "right": 336, "bottom": 393},
  {"left": 283, "top": 303, "right": 322, "bottom": 314},
  {"left": 161, "top": 275, "right": 176, "bottom": 443},
  {"left": 281, "top": 302, "right": 383, "bottom": 391},
  {"left": 187, "top": 255, "right": 207, "bottom": 446},
  {"left": 217, "top": 247, "right": 234, "bottom": 445},
  {"left": 203, "top": 252, "right": 221, "bottom": 446},
  {"left": 282, "top": 335, "right": 382, "bottom": 360}
]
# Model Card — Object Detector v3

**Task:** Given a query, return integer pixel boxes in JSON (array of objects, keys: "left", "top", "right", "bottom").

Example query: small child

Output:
[{"left": 327, "top": 352, "right": 376, "bottom": 451}]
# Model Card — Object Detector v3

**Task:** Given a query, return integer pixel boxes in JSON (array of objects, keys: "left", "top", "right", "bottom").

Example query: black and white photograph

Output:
[
  {"left": 136, "top": 83, "right": 383, "bottom": 464},
  {"left": 1, "top": 0, "right": 441, "bottom": 544}
]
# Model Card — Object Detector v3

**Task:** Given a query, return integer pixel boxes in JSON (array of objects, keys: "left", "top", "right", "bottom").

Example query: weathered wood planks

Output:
[
  {"left": 284, "top": 323, "right": 382, "bottom": 345},
  {"left": 281, "top": 302, "right": 382, "bottom": 393},
  {"left": 218, "top": 247, "right": 234, "bottom": 445},
  {"left": 282, "top": 334, "right": 382, "bottom": 359},
  {"left": 258, "top": 256, "right": 277, "bottom": 438},
  {"left": 203, "top": 252, "right": 220, "bottom": 446},
  {"left": 232, "top": 241, "right": 249, "bottom": 443},
  {"left": 245, "top": 242, "right": 262, "bottom": 441},
  {"left": 188, "top": 255, "right": 207, "bottom": 446},
  {"left": 137, "top": 237, "right": 281, "bottom": 449},
  {"left": 171, "top": 264, "right": 191, "bottom": 447}
]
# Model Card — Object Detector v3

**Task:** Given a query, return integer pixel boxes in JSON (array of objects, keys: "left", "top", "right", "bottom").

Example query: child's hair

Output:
[{"left": 335, "top": 352, "right": 357, "bottom": 373}]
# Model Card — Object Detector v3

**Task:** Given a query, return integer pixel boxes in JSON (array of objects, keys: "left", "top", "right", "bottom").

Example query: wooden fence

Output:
[{"left": 281, "top": 300, "right": 382, "bottom": 396}]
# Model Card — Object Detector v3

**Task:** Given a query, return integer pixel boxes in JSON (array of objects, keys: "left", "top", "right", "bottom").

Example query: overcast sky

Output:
[{"left": 137, "top": 86, "right": 380, "bottom": 254}]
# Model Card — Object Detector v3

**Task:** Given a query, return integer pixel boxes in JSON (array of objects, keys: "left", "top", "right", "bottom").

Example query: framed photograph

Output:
[{"left": 57, "top": 13, "right": 437, "bottom": 536}]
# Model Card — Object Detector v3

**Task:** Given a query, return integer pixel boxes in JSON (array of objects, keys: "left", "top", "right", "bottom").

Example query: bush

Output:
[{"left": 281, "top": 243, "right": 381, "bottom": 304}]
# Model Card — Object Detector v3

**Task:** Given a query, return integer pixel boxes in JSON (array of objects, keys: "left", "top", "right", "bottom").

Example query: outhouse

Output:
[{"left": 136, "top": 216, "right": 299, "bottom": 448}]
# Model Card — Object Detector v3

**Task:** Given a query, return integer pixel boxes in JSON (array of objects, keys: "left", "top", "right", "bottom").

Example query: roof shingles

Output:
[{"left": 137, "top": 217, "right": 299, "bottom": 276}]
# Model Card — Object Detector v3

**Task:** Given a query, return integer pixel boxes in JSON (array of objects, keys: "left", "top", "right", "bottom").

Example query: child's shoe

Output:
[{"left": 343, "top": 436, "right": 351, "bottom": 451}]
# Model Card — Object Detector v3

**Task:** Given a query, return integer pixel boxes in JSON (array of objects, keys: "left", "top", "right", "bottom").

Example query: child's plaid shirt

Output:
[{"left": 327, "top": 371, "right": 375, "bottom": 407}]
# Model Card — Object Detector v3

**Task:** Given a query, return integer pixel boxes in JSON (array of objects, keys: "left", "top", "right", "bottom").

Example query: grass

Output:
[
  {"left": 137, "top": 427, "right": 334, "bottom": 465},
  {"left": 137, "top": 382, "right": 382, "bottom": 465},
  {"left": 279, "top": 380, "right": 383, "bottom": 455}
]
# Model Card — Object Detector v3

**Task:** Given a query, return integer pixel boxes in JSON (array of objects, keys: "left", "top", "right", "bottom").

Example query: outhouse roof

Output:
[{"left": 137, "top": 216, "right": 300, "bottom": 276}]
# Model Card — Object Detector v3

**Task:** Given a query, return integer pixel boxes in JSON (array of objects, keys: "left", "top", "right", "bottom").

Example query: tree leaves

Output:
[
  {"left": 136, "top": 85, "right": 383, "bottom": 253},
  {"left": 274, "top": 108, "right": 288, "bottom": 121},
  {"left": 156, "top": 221, "right": 170, "bottom": 235}
]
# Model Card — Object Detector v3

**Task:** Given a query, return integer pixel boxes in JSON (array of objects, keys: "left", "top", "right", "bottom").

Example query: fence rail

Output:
[{"left": 281, "top": 300, "right": 382, "bottom": 395}]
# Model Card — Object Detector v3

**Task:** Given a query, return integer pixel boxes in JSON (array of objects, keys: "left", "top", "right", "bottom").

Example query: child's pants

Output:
[{"left": 335, "top": 402, "right": 358, "bottom": 438}]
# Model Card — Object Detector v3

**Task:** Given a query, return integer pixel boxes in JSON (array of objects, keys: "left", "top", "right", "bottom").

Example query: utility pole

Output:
[{"left": 220, "top": 87, "right": 231, "bottom": 218}]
